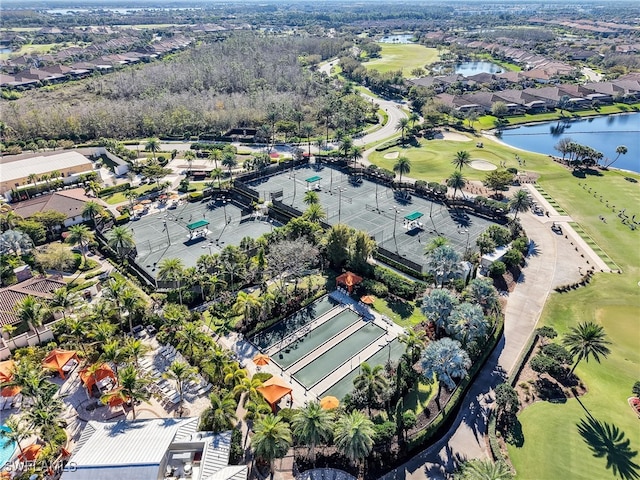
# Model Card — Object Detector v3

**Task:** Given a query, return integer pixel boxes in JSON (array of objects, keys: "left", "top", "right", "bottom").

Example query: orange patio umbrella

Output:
[
  {"left": 140, "top": 199, "right": 152, "bottom": 204},
  {"left": 1, "top": 385, "right": 21, "bottom": 397},
  {"left": 18, "top": 444, "right": 42, "bottom": 461},
  {"left": 360, "top": 295, "right": 375, "bottom": 305},
  {"left": 133, "top": 204, "right": 144, "bottom": 211},
  {"left": 253, "top": 353, "right": 270, "bottom": 366},
  {"left": 257, "top": 376, "right": 293, "bottom": 412},
  {"left": 320, "top": 395, "right": 340, "bottom": 410},
  {"left": 0, "top": 360, "right": 15, "bottom": 383}
]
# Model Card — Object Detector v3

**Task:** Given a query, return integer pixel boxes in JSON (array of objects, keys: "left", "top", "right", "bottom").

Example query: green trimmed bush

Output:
[
  {"left": 188, "top": 192, "right": 203, "bottom": 202},
  {"left": 115, "top": 213, "right": 130, "bottom": 225},
  {"left": 98, "top": 183, "right": 131, "bottom": 198}
]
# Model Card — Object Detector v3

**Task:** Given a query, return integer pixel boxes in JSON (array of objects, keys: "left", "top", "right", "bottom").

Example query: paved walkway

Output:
[{"left": 380, "top": 207, "right": 574, "bottom": 480}]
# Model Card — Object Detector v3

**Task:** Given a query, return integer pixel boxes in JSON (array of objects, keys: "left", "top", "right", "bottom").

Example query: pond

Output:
[
  {"left": 454, "top": 61, "right": 503, "bottom": 76},
  {"left": 0, "top": 47, "right": 13, "bottom": 54},
  {"left": 498, "top": 112, "right": 640, "bottom": 173},
  {"left": 379, "top": 34, "right": 415, "bottom": 44}
]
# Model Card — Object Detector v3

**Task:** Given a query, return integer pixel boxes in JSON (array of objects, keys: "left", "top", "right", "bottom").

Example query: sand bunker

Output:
[
  {"left": 469, "top": 160, "right": 497, "bottom": 171},
  {"left": 433, "top": 131, "right": 472, "bottom": 142},
  {"left": 384, "top": 151, "right": 400, "bottom": 159}
]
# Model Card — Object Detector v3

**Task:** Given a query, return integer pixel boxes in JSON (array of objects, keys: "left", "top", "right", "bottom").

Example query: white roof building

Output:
[
  {"left": 0, "top": 151, "right": 93, "bottom": 185},
  {"left": 63, "top": 417, "right": 247, "bottom": 480}
]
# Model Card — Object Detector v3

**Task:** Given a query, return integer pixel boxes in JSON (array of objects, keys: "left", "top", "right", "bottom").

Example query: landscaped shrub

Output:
[
  {"left": 540, "top": 343, "right": 572, "bottom": 365},
  {"left": 488, "top": 261, "right": 507, "bottom": 277},
  {"left": 361, "top": 279, "right": 389, "bottom": 298},
  {"left": 511, "top": 237, "right": 529, "bottom": 255},
  {"left": 114, "top": 213, "right": 130, "bottom": 225},
  {"left": 502, "top": 248, "right": 523, "bottom": 268},
  {"left": 188, "top": 192, "right": 203, "bottom": 202},
  {"left": 253, "top": 372, "right": 273, "bottom": 383},
  {"left": 373, "top": 265, "right": 421, "bottom": 299},
  {"left": 67, "top": 280, "right": 99, "bottom": 293},
  {"left": 98, "top": 183, "right": 131, "bottom": 198},
  {"left": 276, "top": 408, "right": 295, "bottom": 424},
  {"left": 530, "top": 353, "right": 563, "bottom": 377}
]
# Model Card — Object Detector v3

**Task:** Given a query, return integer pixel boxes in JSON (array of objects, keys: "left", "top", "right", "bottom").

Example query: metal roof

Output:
[
  {"left": 1, "top": 151, "right": 92, "bottom": 183},
  {"left": 65, "top": 417, "right": 198, "bottom": 480}
]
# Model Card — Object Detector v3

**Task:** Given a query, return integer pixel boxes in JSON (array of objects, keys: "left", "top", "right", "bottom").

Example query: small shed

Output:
[{"left": 480, "top": 245, "right": 509, "bottom": 271}]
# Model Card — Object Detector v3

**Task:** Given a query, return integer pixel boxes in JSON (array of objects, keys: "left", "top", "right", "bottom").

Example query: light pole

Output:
[
  {"left": 335, "top": 187, "right": 346, "bottom": 223},
  {"left": 375, "top": 182, "right": 380, "bottom": 212},
  {"left": 162, "top": 220, "right": 171, "bottom": 246},
  {"left": 390, "top": 206, "right": 402, "bottom": 253},
  {"left": 458, "top": 227, "right": 470, "bottom": 257}
]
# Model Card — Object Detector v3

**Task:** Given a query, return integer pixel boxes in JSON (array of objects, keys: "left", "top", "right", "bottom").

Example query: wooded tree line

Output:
[{"left": 1, "top": 33, "right": 346, "bottom": 142}]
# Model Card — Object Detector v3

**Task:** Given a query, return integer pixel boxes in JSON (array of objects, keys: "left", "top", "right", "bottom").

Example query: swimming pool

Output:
[{"left": 0, "top": 424, "right": 17, "bottom": 468}]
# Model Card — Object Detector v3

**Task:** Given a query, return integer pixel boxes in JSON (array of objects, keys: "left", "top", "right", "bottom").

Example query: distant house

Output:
[
  {"left": 0, "top": 268, "right": 65, "bottom": 328},
  {"left": 63, "top": 418, "right": 247, "bottom": 480},
  {"left": 11, "top": 188, "right": 107, "bottom": 228}
]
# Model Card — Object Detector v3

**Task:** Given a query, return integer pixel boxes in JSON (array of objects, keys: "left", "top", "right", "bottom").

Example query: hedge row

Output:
[
  {"left": 98, "top": 182, "right": 131, "bottom": 197},
  {"left": 372, "top": 265, "right": 425, "bottom": 300}
]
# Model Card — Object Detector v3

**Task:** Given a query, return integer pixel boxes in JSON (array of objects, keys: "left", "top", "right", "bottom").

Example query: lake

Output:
[
  {"left": 379, "top": 34, "right": 414, "bottom": 44},
  {"left": 0, "top": 47, "right": 12, "bottom": 54},
  {"left": 455, "top": 61, "right": 503, "bottom": 76},
  {"left": 499, "top": 113, "right": 640, "bottom": 173}
]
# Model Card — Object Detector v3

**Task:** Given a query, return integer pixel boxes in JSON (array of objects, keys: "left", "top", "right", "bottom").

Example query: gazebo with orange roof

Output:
[
  {"left": 42, "top": 349, "right": 79, "bottom": 379},
  {"left": 257, "top": 376, "right": 293, "bottom": 412},
  {"left": 18, "top": 444, "right": 42, "bottom": 462},
  {"left": 79, "top": 363, "right": 117, "bottom": 398},
  {"left": 336, "top": 271, "right": 363, "bottom": 293}
]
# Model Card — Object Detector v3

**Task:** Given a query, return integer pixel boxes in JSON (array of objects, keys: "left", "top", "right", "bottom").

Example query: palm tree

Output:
[
  {"left": 82, "top": 200, "right": 105, "bottom": 229},
  {"left": 120, "top": 286, "right": 142, "bottom": 336},
  {"left": 0, "top": 230, "right": 34, "bottom": 256},
  {"left": 123, "top": 337, "right": 150, "bottom": 367},
  {"left": 244, "top": 398, "right": 271, "bottom": 447},
  {"left": 201, "top": 391, "right": 238, "bottom": 432},
  {"left": 24, "top": 395, "right": 66, "bottom": 448},
  {"left": 233, "top": 375, "right": 263, "bottom": 407},
  {"left": 420, "top": 338, "right": 471, "bottom": 408},
  {"left": 399, "top": 329, "right": 427, "bottom": 364},
  {"left": 107, "top": 226, "right": 136, "bottom": 260},
  {"left": 66, "top": 224, "right": 94, "bottom": 264},
  {"left": 124, "top": 190, "right": 138, "bottom": 211},
  {"left": 222, "top": 151, "right": 238, "bottom": 182},
  {"left": 409, "top": 111, "right": 421, "bottom": 128},
  {"left": 0, "top": 416, "right": 32, "bottom": 457},
  {"left": 112, "top": 364, "right": 151, "bottom": 419},
  {"left": 145, "top": 138, "right": 160, "bottom": 161},
  {"left": 339, "top": 137, "right": 353, "bottom": 160},
  {"left": 452, "top": 151, "right": 471, "bottom": 171},
  {"left": 605, "top": 145, "right": 628, "bottom": 168},
  {"left": 422, "top": 288, "right": 459, "bottom": 334},
  {"left": 50, "top": 287, "right": 80, "bottom": 321},
  {"left": 334, "top": 410, "right": 375, "bottom": 470},
  {"left": 291, "top": 401, "right": 333, "bottom": 466},
  {"left": 158, "top": 258, "right": 185, "bottom": 304},
  {"left": 233, "top": 291, "right": 262, "bottom": 324},
  {"left": 301, "top": 123, "right": 314, "bottom": 157},
  {"left": 455, "top": 459, "right": 514, "bottom": 480},
  {"left": 252, "top": 414, "right": 292, "bottom": 477},
  {"left": 176, "top": 322, "right": 204, "bottom": 360},
  {"left": 14, "top": 295, "right": 49, "bottom": 344},
  {"left": 210, "top": 167, "right": 223, "bottom": 187},
  {"left": 101, "top": 340, "right": 126, "bottom": 375},
  {"left": 447, "top": 170, "right": 467, "bottom": 199},
  {"left": 208, "top": 149, "right": 222, "bottom": 170},
  {"left": 163, "top": 361, "right": 198, "bottom": 415},
  {"left": 508, "top": 189, "right": 531, "bottom": 221},
  {"left": 303, "top": 203, "right": 326, "bottom": 223},
  {"left": 354, "top": 362, "right": 389, "bottom": 414},
  {"left": 396, "top": 117, "right": 410, "bottom": 143},
  {"left": 303, "top": 191, "right": 320, "bottom": 205},
  {"left": 90, "top": 320, "right": 117, "bottom": 347},
  {"left": 563, "top": 322, "right": 611, "bottom": 374},
  {"left": 8, "top": 364, "right": 56, "bottom": 405},
  {"left": 184, "top": 150, "right": 196, "bottom": 176},
  {"left": 425, "top": 245, "right": 462, "bottom": 287},
  {"left": 393, "top": 156, "right": 411, "bottom": 184},
  {"left": 350, "top": 145, "right": 364, "bottom": 168}
]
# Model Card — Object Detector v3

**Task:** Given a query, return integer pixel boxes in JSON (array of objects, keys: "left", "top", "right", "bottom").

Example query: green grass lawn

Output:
[
  {"left": 103, "top": 184, "right": 156, "bottom": 205},
  {"left": 0, "top": 42, "right": 84, "bottom": 60},
  {"left": 404, "top": 381, "right": 437, "bottom": 416},
  {"left": 373, "top": 297, "right": 424, "bottom": 328},
  {"left": 365, "top": 44, "right": 440, "bottom": 76},
  {"left": 506, "top": 166, "right": 640, "bottom": 478},
  {"left": 368, "top": 133, "right": 551, "bottom": 184}
]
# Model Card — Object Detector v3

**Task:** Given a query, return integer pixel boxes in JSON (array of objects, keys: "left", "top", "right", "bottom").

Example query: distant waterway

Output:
[
  {"left": 498, "top": 113, "right": 640, "bottom": 173},
  {"left": 454, "top": 61, "right": 503, "bottom": 76},
  {"left": 379, "top": 34, "right": 414, "bottom": 44}
]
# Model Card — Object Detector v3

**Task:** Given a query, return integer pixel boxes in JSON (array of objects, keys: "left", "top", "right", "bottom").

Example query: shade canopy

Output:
[
  {"left": 0, "top": 360, "right": 15, "bottom": 383},
  {"left": 320, "top": 396, "right": 339, "bottom": 410},
  {"left": 18, "top": 444, "right": 42, "bottom": 461},
  {"left": 360, "top": 295, "right": 375, "bottom": 305},
  {"left": 140, "top": 199, "right": 152, "bottom": 204},
  {"left": 252, "top": 354, "right": 270, "bottom": 366},
  {"left": 404, "top": 211, "right": 424, "bottom": 221},
  {"left": 187, "top": 219, "right": 209, "bottom": 231},
  {"left": 336, "top": 271, "right": 363, "bottom": 292},
  {"left": 80, "top": 363, "right": 117, "bottom": 396},
  {"left": 1, "top": 385, "right": 21, "bottom": 397},
  {"left": 42, "top": 349, "right": 79, "bottom": 379},
  {"left": 305, "top": 175, "right": 322, "bottom": 183},
  {"left": 257, "top": 376, "right": 293, "bottom": 412}
]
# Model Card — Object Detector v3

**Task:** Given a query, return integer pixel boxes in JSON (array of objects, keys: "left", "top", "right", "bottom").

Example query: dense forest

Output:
[{"left": 1, "top": 33, "right": 363, "bottom": 142}]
